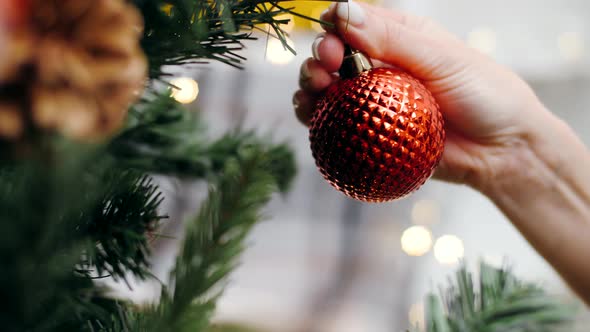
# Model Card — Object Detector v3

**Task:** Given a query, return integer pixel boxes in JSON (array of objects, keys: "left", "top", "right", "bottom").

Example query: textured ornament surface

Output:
[{"left": 309, "top": 68, "right": 445, "bottom": 202}]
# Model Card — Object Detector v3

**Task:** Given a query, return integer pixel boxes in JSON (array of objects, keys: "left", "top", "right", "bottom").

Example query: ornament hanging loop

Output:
[{"left": 339, "top": 45, "right": 373, "bottom": 79}]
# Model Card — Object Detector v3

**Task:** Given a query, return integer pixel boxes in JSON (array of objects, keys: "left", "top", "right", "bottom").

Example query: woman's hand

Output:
[
  {"left": 293, "top": 1, "right": 554, "bottom": 192},
  {"left": 293, "top": 1, "right": 590, "bottom": 304}
]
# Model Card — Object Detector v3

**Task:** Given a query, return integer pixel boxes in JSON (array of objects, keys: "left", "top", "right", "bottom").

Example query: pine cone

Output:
[{"left": 0, "top": 0, "right": 147, "bottom": 140}]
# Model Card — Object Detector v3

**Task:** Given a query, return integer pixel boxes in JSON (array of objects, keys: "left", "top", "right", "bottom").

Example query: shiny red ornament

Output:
[
  {"left": 0, "top": 0, "right": 31, "bottom": 29},
  {"left": 309, "top": 49, "right": 445, "bottom": 202}
]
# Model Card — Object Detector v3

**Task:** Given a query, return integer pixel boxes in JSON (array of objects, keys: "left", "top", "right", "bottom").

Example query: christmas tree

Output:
[{"left": 0, "top": 0, "right": 576, "bottom": 331}]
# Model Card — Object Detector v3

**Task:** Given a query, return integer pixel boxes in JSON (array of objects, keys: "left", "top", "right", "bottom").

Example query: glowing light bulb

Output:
[
  {"left": 170, "top": 77, "right": 199, "bottom": 104},
  {"left": 467, "top": 27, "right": 496, "bottom": 55},
  {"left": 411, "top": 199, "right": 440, "bottom": 225},
  {"left": 434, "top": 235, "right": 464, "bottom": 265},
  {"left": 558, "top": 31, "right": 584, "bottom": 61},
  {"left": 401, "top": 226, "right": 433, "bottom": 257},
  {"left": 266, "top": 37, "right": 295, "bottom": 65}
]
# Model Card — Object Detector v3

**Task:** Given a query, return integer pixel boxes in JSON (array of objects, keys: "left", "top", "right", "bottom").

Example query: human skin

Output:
[{"left": 292, "top": 1, "right": 590, "bottom": 304}]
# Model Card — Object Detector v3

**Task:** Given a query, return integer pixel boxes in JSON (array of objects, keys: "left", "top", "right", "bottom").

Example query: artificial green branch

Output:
[
  {"left": 111, "top": 93, "right": 296, "bottom": 193},
  {"left": 123, "top": 146, "right": 287, "bottom": 332},
  {"left": 0, "top": 159, "right": 134, "bottom": 331},
  {"left": 421, "top": 262, "right": 576, "bottom": 332},
  {"left": 80, "top": 170, "right": 166, "bottom": 282},
  {"left": 134, "top": 0, "right": 336, "bottom": 78},
  {"left": 2, "top": 1, "right": 298, "bottom": 331}
]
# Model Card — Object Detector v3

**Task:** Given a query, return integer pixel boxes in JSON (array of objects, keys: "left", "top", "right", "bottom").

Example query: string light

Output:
[
  {"left": 401, "top": 226, "right": 433, "bottom": 257},
  {"left": 434, "top": 235, "right": 464, "bottom": 265},
  {"left": 170, "top": 77, "right": 199, "bottom": 104},
  {"left": 266, "top": 37, "right": 295, "bottom": 65}
]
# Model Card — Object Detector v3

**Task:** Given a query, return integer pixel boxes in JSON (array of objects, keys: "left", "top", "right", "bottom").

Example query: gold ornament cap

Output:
[{"left": 338, "top": 45, "right": 373, "bottom": 79}]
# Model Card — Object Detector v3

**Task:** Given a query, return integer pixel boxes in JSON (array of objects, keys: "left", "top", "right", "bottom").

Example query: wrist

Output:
[
  {"left": 477, "top": 137, "right": 550, "bottom": 208},
  {"left": 477, "top": 101, "right": 565, "bottom": 203},
  {"left": 480, "top": 101, "right": 590, "bottom": 215}
]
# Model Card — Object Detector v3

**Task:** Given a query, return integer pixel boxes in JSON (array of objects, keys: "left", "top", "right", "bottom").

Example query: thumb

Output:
[{"left": 328, "top": 1, "right": 464, "bottom": 80}]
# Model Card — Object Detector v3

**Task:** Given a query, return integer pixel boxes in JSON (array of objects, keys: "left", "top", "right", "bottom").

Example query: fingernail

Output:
[
  {"left": 336, "top": 0, "right": 365, "bottom": 27},
  {"left": 300, "top": 59, "right": 311, "bottom": 80},
  {"left": 311, "top": 33, "right": 325, "bottom": 61},
  {"left": 299, "top": 60, "right": 312, "bottom": 88},
  {"left": 292, "top": 93, "right": 300, "bottom": 109}
]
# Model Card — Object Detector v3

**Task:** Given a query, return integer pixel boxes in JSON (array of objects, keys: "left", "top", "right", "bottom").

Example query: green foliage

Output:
[
  {"left": 110, "top": 93, "right": 210, "bottom": 177},
  {"left": 0, "top": 153, "right": 161, "bottom": 331},
  {"left": 111, "top": 93, "right": 296, "bottom": 192},
  {"left": 0, "top": 0, "right": 303, "bottom": 331},
  {"left": 0, "top": 95, "right": 296, "bottom": 332},
  {"left": 421, "top": 262, "right": 576, "bottom": 332},
  {"left": 126, "top": 146, "right": 285, "bottom": 332},
  {"left": 80, "top": 170, "right": 165, "bottom": 282},
  {"left": 134, "top": 0, "right": 334, "bottom": 78}
]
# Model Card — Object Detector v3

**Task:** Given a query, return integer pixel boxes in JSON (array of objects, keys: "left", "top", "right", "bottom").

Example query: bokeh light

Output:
[
  {"left": 266, "top": 37, "right": 295, "bottom": 65},
  {"left": 170, "top": 77, "right": 199, "bottom": 104},
  {"left": 401, "top": 226, "right": 433, "bottom": 257},
  {"left": 434, "top": 235, "right": 464, "bottom": 265}
]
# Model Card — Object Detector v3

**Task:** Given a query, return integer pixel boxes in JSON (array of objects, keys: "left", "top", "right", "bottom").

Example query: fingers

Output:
[
  {"left": 295, "top": 57, "right": 338, "bottom": 127},
  {"left": 326, "top": 1, "right": 465, "bottom": 80},
  {"left": 293, "top": 0, "right": 467, "bottom": 126},
  {"left": 311, "top": 32, "right": 344, "bottom": 73},
  {"left": 293, "top": 89, "right": 315, "bottom": 127},
  {"left": 294, "top": 33, "right": 342, "bottom": 127},
  {"left": 299, "top": 58, "right": 333, "bottom": 92}
]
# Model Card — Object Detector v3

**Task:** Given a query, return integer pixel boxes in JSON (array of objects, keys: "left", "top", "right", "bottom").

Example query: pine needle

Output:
[
  {"left": 134, "top": 0, "right": 335, "bottom": 77},
  {"left": 420, "top": 262, "right": 576, "bottom": 332}
]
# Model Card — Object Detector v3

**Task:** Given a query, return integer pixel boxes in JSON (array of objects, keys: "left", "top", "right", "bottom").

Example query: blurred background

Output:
[{"left": 116, "top": 0, "right": 590, "bottom": 330}]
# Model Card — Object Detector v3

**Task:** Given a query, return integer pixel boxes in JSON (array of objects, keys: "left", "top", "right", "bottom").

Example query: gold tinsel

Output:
[{"left": 0, "top": 0, "right": 147, "bottom": 140}]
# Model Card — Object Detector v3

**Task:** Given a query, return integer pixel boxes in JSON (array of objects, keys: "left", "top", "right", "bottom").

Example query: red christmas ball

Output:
[
  {"left": 309, "top": 55, "right": 445, "bottom": 202},
  {"left": 0, "top": 0, "right": 31, "bottom": 29}
]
